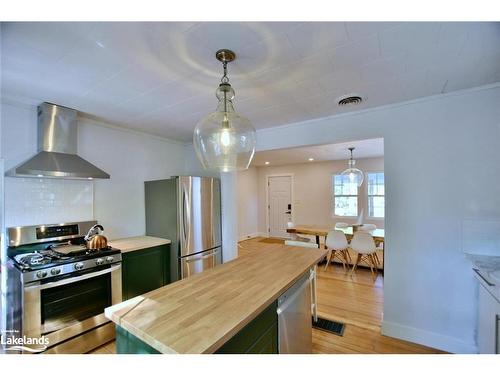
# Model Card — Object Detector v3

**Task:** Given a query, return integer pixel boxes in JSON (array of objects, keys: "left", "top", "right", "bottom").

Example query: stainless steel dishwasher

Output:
[{"left": 277, "top": 271, "right": 312, "bottom": 353}]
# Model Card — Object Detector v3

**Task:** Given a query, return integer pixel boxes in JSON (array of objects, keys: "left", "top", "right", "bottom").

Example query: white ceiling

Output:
[
  {"left": 2, "top": 22, "right": 500, "bottom": 142},
  {"left": 252, "top": 138, "right": 384, "bottom": 167}
]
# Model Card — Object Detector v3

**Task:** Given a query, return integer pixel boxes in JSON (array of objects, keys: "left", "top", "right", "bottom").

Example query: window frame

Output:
[
  {"left": 332, "top": 174, "right": 359, "bottom": 218},
  {"left": 366, "top": 171, "right": 385, "bottom": 219}
]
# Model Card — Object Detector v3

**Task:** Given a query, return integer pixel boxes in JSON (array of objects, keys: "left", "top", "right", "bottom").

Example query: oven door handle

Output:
[{"left": 25, "top": 264, "right": 121, "bottom": 291}]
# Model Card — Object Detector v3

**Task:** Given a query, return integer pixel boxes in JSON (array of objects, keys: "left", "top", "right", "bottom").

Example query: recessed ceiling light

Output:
[
  {"left": 308, "top": 158, "right": 314, "bottom": 161},
  {"left": 265, "top": 161, "right": 270, "bottom": 165}
]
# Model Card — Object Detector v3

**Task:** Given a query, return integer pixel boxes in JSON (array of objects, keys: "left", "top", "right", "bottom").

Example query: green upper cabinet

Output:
[{"left": 121, "top": 244, "right": 170, "bottom": 301}]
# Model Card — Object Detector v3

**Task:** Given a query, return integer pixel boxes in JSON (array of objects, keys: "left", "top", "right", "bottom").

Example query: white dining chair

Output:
[
  {"left": 324, "top": 230, "right": 351, "bottom": 271},
  {"left": 287, "top": 220, "right": 311, "bottom": 242},
  {"left": 357, "top": 224, "right": 381, "bottom": 266},
  {"left": 349, "top": 232, "right": 378, "bottom": 280}
]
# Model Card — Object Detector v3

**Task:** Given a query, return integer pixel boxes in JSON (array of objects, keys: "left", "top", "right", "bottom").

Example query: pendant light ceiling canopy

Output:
[
  {"left": 193, "top": 49, "right": 256, "bottom": 173},
  {"left": 341, "top": 147, "right": 364, "bottom": 187}
]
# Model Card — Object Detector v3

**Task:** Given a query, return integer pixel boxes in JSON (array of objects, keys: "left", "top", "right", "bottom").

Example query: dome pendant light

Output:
[
  {"left": 341, "top": 147, "right": 364, "bottom": 187},
  {"left": 193, "top": 49, "right": 256, "bottom": 173}
]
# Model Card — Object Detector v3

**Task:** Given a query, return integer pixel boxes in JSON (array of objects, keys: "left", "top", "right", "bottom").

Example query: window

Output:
[
  {"left": 368, "top": 172, "right": 385, "bottom": 218},
  {"left": 333, "top": 175, "right": 358, "bottom": 217}
]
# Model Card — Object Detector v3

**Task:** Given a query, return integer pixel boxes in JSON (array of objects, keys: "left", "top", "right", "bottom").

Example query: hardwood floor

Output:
[
  {"left": 88, "top": 340, "right": 116, "bottom": 354},
  {"left": 239, "top": 237, "right": 444, "bottom": 354},
  {"left": 89, "top": 237, "right": 443, "bottom": 354}
]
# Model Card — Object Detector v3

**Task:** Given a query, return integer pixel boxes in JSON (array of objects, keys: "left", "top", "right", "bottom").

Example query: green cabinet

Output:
[
  {"left": 115, "top": 301, "right": 278, "bottom": 354},
  {"left": 116, "top": 326, "right": 160, "bottom": 354},
  {"left": 121, "top": 244, "right": 170, "bottom": 301},
  {"left": 215, "top": 302, "right": 278, "bottom": 354}
]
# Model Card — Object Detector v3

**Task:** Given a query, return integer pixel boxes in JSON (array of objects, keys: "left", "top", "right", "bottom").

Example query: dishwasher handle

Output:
[{"left": 277, "top": 277, "right": 311, "bottom": 315}]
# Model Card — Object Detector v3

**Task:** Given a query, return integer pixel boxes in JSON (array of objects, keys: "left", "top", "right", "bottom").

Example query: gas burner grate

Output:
[{"left": 14, "top": 253, "right": 53, "bottom": 268}]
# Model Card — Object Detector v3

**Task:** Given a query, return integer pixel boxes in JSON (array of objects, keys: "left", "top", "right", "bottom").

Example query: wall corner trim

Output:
[{"left": 381, "top": 320, "right": 478, "bottom": 354}]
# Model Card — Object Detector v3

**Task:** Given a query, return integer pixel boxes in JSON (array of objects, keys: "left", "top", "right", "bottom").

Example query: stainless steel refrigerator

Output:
[{"left": 145, "top": 176, "right": 222, "bottom": 281}]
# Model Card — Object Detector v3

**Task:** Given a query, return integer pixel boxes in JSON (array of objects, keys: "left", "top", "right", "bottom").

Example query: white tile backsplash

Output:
[{"left": 5, "top": 177, "right": 94, "bottom": 227}]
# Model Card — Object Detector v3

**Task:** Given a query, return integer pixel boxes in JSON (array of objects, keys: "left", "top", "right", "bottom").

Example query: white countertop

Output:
[
  {"left": 467, "top": 254, "right": 500, "bottom": 302},
  {"left": 466, "top": 254, "right": 500, "bottom": 272},
  {"left": 108, "top": 236, "right": 171, "bottom": 254}
]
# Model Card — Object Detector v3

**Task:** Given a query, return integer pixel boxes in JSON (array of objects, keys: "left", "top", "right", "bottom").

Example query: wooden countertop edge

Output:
[
  {"left": 106, "top": 248, "right": 327, "bottom": 354},
  {"left": 108, "top": 236, "right": 171, "bottom": 254},
  {"left": 203, "top": 252, "right": 325, "bottom": 354},
  {"left": 105, "top": 297, "right": 181, "bottom": 354}
]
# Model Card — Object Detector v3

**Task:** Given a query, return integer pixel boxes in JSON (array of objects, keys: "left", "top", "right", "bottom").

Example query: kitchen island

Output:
[{"left": 105, "top": 244, "right": 327, "bottom": 354}]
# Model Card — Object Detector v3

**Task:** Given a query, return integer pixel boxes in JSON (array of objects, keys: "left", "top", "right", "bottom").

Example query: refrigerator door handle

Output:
[
  {"left": 185, "top": 249, "right": 218, "bottom": 263},
  {"left": 181, "top": 186, "right": 190, "bottom": 250}
]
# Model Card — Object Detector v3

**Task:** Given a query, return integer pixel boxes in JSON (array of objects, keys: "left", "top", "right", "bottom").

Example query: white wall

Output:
[
  {"left": 236, "top": 167, "right": 259, "bottom": 240},
  {"left": 256, "top": 157, "right": 384, "bottom": 236},
  {"left": 222, "top": 84, "right": 500, "bottom": 353},
  {"left": 1, "top": 100, "right": 187, "bottom": 239}
]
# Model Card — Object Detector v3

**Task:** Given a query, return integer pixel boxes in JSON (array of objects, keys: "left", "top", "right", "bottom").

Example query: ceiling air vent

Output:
[{"left": 338, "top": 95, "right": 363, "bottom": 107}]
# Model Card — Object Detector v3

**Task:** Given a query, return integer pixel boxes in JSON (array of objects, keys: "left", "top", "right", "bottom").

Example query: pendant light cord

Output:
[
  {"left": 221, "top": 61, "right": 229, "bottom": 84},
  {"left": 221, "top": 61, "right": 229, "bottom": 124}
]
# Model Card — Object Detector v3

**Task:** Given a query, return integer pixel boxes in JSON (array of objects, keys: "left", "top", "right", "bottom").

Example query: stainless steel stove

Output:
[
  {"left": 11, "top": 242, "right": 121, "bottom": 283},
  {"left": 4, "top": 221, "right": 122, "bottom": 354}
]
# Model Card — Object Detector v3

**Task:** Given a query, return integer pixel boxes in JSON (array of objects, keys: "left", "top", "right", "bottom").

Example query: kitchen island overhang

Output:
[{"left": 105, "top": 244, "right": 327, "bottom": 354}]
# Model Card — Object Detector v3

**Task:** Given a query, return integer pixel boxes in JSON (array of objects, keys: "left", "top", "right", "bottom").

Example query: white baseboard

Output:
[
  {"left": 238, "top": 233, "right": 263, "bottom": 242},
  {"left": 381, "top": 320, "right": 478, "bottom": 354}
]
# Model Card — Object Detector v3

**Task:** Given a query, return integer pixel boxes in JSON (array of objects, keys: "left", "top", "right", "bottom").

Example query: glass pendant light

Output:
[
  {"left": 194, "top": 49, "right": 256, "bottom": 172},
  {"left": 341, "top": 147, "right": 364, "bottom": 187}
]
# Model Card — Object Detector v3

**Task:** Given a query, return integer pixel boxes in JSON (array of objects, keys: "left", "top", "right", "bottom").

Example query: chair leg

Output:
[
  {"left": 346, "top": 248, "right": 353, "bottom": 264},
  {"left": 367, "top": 254, "right": 375, "bottom": 278},
  {"left": 324, "top": 249, "right": 332, "bottom": 271},
  {"left": 351, "top": 253, "right": 362, "bottom": 277},
  {"left": 341, "top": 250, "right": 349, "bottom": 271},
  {"left": 369, "top": 254, "right": 378, "bottom": 281},
  {"left": 374, "top": 252, "right": 381, "bottom": 268},
  {"left": 331, "top": 250, "right": 337, "bottom": 267}
]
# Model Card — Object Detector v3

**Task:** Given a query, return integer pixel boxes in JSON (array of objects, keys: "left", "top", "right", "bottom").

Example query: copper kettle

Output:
[{"left": 84, "top": 224, "right": 108, "bottom": 250}]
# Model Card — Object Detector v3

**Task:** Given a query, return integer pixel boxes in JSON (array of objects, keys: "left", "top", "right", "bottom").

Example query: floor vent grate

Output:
[{"left": 312, "top": 317, "right": 345, "bottom": 336}]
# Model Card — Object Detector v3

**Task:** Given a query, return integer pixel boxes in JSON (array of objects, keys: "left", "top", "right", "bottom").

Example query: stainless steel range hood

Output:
[{"left": 6, "top": 102, "right": 110, "bottom": 179}]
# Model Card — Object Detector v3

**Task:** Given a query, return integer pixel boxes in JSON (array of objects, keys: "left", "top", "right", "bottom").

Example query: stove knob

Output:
[
  {"left": 36, "top": 271, "right": 47, "bottom": 279},
  {"left": 106, "top": 256, "right": 114, "bottom": 263},
  {"left": 95, "top": 258, "right": 104, "bottom": 265},
  {"left": 74, "top": 262, "right": 84, "bottom": 271},
  {"left": 50, "top": 268, "right": 61, "bottom": 276}
]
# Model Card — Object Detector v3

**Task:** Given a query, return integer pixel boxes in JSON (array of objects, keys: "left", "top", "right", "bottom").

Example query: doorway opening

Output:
[{"left": 236, "top": 137, "right": 388, "bottom": 352}]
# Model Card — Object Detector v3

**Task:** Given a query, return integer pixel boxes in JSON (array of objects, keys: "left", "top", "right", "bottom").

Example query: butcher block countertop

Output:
[
  {"left": 105, "top": 244, "right": 327, "bottom": 354},
  {"left": 108, "top": 236, "right": 171, "bottom": 254}
]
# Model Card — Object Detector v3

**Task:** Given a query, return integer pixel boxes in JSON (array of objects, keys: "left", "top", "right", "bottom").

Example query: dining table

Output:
[{"left": 286, "top": 224, "right": 385, "bottom": 248}]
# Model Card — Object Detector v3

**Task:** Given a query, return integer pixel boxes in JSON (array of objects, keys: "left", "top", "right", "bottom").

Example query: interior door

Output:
[{"left": 268, "top": 176, "right": 292, "bottom": 238}]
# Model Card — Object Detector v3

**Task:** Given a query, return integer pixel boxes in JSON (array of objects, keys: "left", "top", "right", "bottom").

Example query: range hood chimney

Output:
[{"left": 6, "top": 102, "right": 110, "bottom": 180}]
